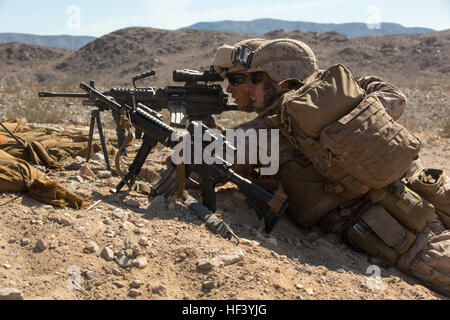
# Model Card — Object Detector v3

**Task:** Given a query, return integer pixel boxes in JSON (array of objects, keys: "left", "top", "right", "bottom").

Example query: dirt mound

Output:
[
  {"left": 0, "top": 42, "right": 68, "bottom": 68},
  {"left": 50, "top": 28, "right": 255, "bottom": 87},
  {"left": 1, "top": 27, "right": 448, "bottom": 89},
  {"left": 0, "top": 43, "right": 71, "bottom": 87}
]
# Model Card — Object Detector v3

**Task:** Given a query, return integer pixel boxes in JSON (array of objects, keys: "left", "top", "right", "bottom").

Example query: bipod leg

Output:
[
  {"left": 94, "top": 110, "right": 112, "bottom": 172},
  {"left": 110, "top": 138, "right": 155, "bottom": 194},
  {"left": 86, "top": 110, "right": 97, "bottom": 162}
]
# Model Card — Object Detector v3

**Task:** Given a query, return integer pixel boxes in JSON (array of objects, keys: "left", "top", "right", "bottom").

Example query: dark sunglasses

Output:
[
  {"left": 249, "top": 72, "right": 264, "bottom": 85},
  {"left": 226, "top": 73, "right": 249, "bottom": 86}
]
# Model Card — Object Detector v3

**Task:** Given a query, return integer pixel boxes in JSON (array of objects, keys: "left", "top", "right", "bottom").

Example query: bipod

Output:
[
  {"left": 86, "top": 108, "right": 112, "bottom": 172},
  {"left": 110, "top": 134, "right": 157, "bottom": 194}
]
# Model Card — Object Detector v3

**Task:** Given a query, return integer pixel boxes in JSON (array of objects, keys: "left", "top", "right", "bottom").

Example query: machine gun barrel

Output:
[{"left": 38, "top": 92, "right": 90, "bottom": 98}]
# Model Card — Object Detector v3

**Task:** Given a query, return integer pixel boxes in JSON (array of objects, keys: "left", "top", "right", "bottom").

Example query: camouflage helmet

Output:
[
  {"left": 211, "top": 38, "right": 268, "bottom": 76},
  {"left": 246, "top": 39, "right": 318, "bottom": 82}
]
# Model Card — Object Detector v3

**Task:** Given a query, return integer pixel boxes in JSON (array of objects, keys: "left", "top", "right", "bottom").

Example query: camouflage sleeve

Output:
[{"left": 357, "top": 76, "right": 407, "bottom": 120}]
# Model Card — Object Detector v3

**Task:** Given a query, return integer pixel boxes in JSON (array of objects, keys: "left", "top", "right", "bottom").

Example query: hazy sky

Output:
[{"left": 0, "top": 0, "right": 449, "bottom": 37}]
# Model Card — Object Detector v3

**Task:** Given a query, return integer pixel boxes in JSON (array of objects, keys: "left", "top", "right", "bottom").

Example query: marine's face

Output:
[
  {"left": 246, "top": 72, "right": 266, "bottom": 110},
  {"left": 225, "top": 71, "right": 253, "bottom": 111}
]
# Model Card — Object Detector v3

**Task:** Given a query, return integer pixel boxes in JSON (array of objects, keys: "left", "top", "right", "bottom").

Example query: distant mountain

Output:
[
  {"left": 0, "top": 33, "right": 96, "bottom": 50},
  {"left": 181, "top": 18, "right": 435, "bottom": 38}
]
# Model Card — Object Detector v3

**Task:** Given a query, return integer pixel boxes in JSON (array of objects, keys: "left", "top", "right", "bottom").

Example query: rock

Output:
[
  {"left": 125, "top": 199, "right": 140, "bottom": 208},
  {"left": 105, "top": 229, "right": 116, "bottom": 238},
  {"left": 84, "top": 241, "right": 99, "bottom": 254},
  {"left": 113, "top": 281, "right": 124, "bottom": 288},
  {"left": 32, "top": 165, "right": 46, "bottom": 173},
  {"left": 0, "top": 288, "right": 23, "bottom": 300},
  {"left": 130, "top": 280, "right": 143, "bottom": 289},
  {"left": 36, "top": 239, "right": 47, "bottom": 250},
  {"left": 125, "top": 249, "right": 134, "bottom": 258},
  {"left": 265, "top": 237, "right": 278, "bottom": 247},
  {"left": 121, "top": 221, "right": 136, "bottom": 231},
  {"left": 91, "top": 153, "right": 104, "bottom": 162},
  {"left": 106, "top": 178, "right": 118, "bottom": 188},
  {"left": 306, "top": 289, "right": 314, "bottom": 296},
  {"left": 128, "top": 289, "right": 141, "bottom": 298},
  {"left": 124, "top": 239, "right": 139, "bottom": 250},
  {"left": 48, "top": 216, "right": 72, "bottom": 226},
  {"left": 115, "top": 255, "right": 132, "bottom": 268},
  {"left": 97, "top": 171, "right": 112, "bottom": 179},
  {"left": 133, "top": 182, "right": 152, "bottom": 195},
  {"left": 58, "top": 217, "right": 72, "bottom": 226},
  {"left": 100, "top": 247, "right": 115, "bottom": 261},
  {"left": 271, "top": 251, "right": 280, "bottom": 259},
  {"left": 296, "top": 264, "right": 313, "bottom": 275},
  {"left": 112, "top": 269, "right": 122, "bottom": 276},
  {"left": 239, "top": 238, "right": 260, "bottom": 246},
  {"left": 68, "top": 176, "right": 84, "bottom": 183},
  {"left": 3, "top": 264, "right": 11, "bottom": 270},
  {"left": 219, "top": 249, "right": 245, "bottom": 266},
  {"left": 202, "top": 281, "right": 216, "bottom": 290},
  {"left": 20, "top": 238, "right": 30, "bottom": 246},
  {"left": 196, "top": 258, "right": 223, "bottom": 271},
  {"left": 112, "top": 209, "right": 128, "bottom": 221},
  {"left": 85, "top": 271, "right": 100, "bottom": 280},
  {"left": 67, "top": 162, "right": 83, "bottom": 171},
  {"left": 79, "top": 164, "right": 96, "bottom": 179},
  {"left": 132, "top": 257, "right": 148, "bottom": 269},
  {"left": 138, "top": 237, "right": 149, "bottom": 246},
  {"left": 151, "top": 284, "right": 166, "bottom": 296}
]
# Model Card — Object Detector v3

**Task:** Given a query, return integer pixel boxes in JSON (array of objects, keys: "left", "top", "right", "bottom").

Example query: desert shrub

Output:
[
  {"left": 441, "top": 118, "right": 450, "bottom": 137},
  {"left": 6, "top": 96, "right": 68, "bottom": 123}
]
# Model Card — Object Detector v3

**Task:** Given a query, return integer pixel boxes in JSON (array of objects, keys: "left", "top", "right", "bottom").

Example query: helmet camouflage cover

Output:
[
  {"left": 247, "top": 38, "right": 319, "bottom": 82},
  {"left": 211, "top": 38, "right": 268, "bottom": 76}
]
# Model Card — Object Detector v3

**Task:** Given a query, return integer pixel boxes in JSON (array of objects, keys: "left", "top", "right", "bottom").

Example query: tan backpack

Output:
[{"left": 269, "top": 64, "right": 421, "bottom": 199}]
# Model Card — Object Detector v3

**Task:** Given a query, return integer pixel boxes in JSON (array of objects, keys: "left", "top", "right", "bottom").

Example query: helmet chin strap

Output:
[
  {"left": 262, "top": 74, "right": 278, "bottom": 108},
  {"left": 240, "top": 99, "right": 255, "bottom": 113}
]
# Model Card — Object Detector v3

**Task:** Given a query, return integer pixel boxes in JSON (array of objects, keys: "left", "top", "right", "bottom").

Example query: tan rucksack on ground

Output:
[{"left": 0, "top": 150, "right": 83, "bottom": 209}]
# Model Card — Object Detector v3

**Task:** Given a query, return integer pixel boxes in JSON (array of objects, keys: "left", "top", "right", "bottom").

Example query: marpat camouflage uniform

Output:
[{"left": 229, "top": 37, "right": 449, "bottom": 296}]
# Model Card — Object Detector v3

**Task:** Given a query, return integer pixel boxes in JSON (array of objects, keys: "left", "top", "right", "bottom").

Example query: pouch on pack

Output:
[
  {"left": 278, "top": 159, "right": 344, "bottom": 228},
  {"left": 320, "top": 95, "right": 421, "bottom": 190},
  {"left": 372, "top": 181, "right": 436, "bottom": 233},
  {"left": 407, "top": 168, "right": 450, "bottom": 229},
  {"left": 345, "top": 204, "right": 416, "bottom": 266}
]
